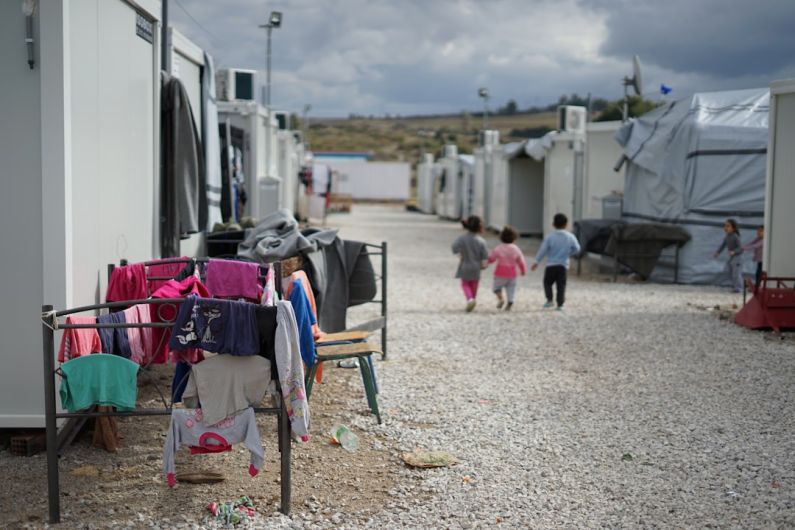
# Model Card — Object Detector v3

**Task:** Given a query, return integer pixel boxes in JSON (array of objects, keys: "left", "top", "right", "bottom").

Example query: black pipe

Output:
[{"left": 42, "top": 304, "right": 60, "bottom": 524}]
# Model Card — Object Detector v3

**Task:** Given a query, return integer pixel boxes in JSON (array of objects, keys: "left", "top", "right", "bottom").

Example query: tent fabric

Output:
[{"left": 615, "top": 88, "right": 769, "bottom": 284}]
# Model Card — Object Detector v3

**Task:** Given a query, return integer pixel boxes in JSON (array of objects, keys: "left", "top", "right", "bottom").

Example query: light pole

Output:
[
  {"left": 259, "top": 11, "right": 282, "bottom": 108},
  {"left": 478, "top": 87, "right": 490, "bottom": 145}
]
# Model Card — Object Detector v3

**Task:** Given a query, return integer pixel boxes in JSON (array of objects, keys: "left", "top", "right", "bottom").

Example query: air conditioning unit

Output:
[
  {"left": 557, "top": 105, "right": 587, "bottom": 134},
  {"left": 216, "top": 68, "right": 257, "bottom": 102},
  {"left": 273, "top": 111, "right": 290, "bottom": 130},
  {"left": 478, "top": 129, "right": 500, "bottom": 146},
  {"left": 443, "top": 144, "right": 458, "bottom": 158}
]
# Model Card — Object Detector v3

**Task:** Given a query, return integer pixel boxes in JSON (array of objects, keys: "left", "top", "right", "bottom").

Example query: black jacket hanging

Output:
[{"left": 160, "top": 72, "right": 207, "bottom": 257}]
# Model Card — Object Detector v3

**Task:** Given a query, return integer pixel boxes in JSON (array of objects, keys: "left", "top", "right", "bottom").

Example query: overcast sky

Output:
[{"left": 170, "top": 0, "right": 795, "bottom": 117}]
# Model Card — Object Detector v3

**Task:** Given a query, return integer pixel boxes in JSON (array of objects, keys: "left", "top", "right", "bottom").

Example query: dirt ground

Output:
[{"left": 0, "top": 359, "right": 411, "bottom": 528}]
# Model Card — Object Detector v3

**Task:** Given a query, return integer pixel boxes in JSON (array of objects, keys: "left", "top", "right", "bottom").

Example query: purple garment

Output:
[
  {"left": 205, "top": 259, "right": 260, "bottom": 300},
  {"left": 97, "top": 311, "right": 131, "bottom": 358},
  {"left": 169, "top": 295, "right": 259, "bottom": 355}
]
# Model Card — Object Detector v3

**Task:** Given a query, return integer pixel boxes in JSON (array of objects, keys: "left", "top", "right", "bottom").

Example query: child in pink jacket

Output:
[{"left": 488, "top": 226, "right": 527, "bottom": 310}]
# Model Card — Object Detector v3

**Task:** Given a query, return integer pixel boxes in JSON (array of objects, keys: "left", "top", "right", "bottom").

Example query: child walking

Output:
[
  {"left": 452, "top": 215, "right": 489, "bottom": 312},
  {"left": 713, "top": 218, "right": 744, "bottom": 293},
  {"left": 531, "top": 213, "right": 581, "bottom": 310},
  {"left": 488, "top": 226, "right": 526, "bottom": 310},
  {"left": 741, "top": 225, "right": 764, "bottom": 288}
]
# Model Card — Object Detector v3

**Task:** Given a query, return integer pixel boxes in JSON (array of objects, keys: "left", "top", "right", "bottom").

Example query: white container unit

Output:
[
  {"left": 459, "top": 155, "right": 475, "bottom": 219},
  {"left": 583, "top": 121, "right": 625, "bottom": 219},
  {"left": 765, "top": 79, "right": 795, "bottom": 277},
  {"left": 217, "top": 100, "right": 281, "bottom": 220},
  {"left": 542, "top": 132, "right": 581, "bottom": 236},
  {"left": 278, "top": 130, "right": 302, "bottom": 215},
  {"left": 438, "top": 145, "right": 462, "bottom": 219},
  {"left": 0, "top": 0, "right": 162, "bottom": 427},
  {"left": 487, "top": 142, "right": 545, "bottom": 235},
  {"left": 416, "top": 154, "right": 436, "bottom": 213}
]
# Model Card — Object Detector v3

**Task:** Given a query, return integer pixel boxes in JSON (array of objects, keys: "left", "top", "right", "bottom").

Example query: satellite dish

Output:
[
  {"left": 623, "top": 55, "right": 643, "bottom": 97},
  {"left": 478, "top": 87, "right": 489, "bottom": 99}
]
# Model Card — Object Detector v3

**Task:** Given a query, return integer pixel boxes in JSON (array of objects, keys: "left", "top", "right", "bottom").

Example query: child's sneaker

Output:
[
  {"left": 543, "top": 301, "right": 554, "bottom": 309},
  {"left": 496, "top": 300, "right": 504, "bottom": 309},
  {"left": 466, "top": 299, "right": 476, "bottom": 312},
  {"left": 505, "top": 302, "right": 513, "bottom": 311}
]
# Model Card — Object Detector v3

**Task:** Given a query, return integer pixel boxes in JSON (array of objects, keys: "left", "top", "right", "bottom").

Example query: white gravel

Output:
[
  {"left": 7, "top": 204, "right": 794, "bottom": 529},
  {"left": 333, "top": 205, "right": 795, "bottom": 529}
]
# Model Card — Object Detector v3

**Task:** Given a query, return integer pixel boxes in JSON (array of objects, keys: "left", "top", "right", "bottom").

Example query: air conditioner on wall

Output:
[
  {"left": 216, "top": 68, "right": 258, "bottom": 102},
  {"left": 478, "top": 130, "right": 500, "bottom": 146},
  {"left": 557, "top": 105, "right": 587, "bottom": 134}
]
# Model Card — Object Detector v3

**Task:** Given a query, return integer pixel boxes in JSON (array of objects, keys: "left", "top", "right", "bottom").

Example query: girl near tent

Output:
[
  {"left": 714, "top": 218, "right": 744, "bottom": 293},
  {"left": 741, "top": 225, "right": 764, "bottom": 288},
  {"left": 452, "top": 215, "right": 489, "bottom": 312}
]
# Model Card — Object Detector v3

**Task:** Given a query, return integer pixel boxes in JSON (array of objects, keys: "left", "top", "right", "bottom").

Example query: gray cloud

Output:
[
  {"left": 584, "top": 0, "right": 795, "bottom": 77},
  {"left": 169, "top": 0, "right": 795, "bottom": 116}
]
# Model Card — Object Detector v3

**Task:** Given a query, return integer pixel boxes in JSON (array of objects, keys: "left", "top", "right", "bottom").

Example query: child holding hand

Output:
[
  {"left": 488, "top": 226, "right": 526, "bottom": 311},
  {"left": 452, "top": 215, "right": 489, "bottom": 312}
]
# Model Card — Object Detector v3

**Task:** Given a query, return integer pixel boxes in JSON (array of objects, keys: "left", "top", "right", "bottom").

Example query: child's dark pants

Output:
[{"left": 543, "top": 265, "right": 567, "bottom": 307}]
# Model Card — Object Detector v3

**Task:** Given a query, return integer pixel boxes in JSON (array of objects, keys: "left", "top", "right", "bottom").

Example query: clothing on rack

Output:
[
  {"left": 275, "top": 301, "right": 310, "bottom": 440},
  {"left": 254, "top": 306, "right": 278, "bottom": 369},
  {"left": 148, "top": 258, "right": 191, "bottom": 294},
  {"left": 59, "top": 354, "right": 139, "bottom": 412},
  {"left": 262, "top": 265, "right": 276, "bottom": 306},
  {"left": 97, "top": 312, "right": 131, "bottom": 358},
  {"left": 169, "top": 295, "right": 259, "bottom": 356},
  {"left": 284, "top": 271, "right": 322, "bottom": 338},
  {"left": 106, "top": 263, "right": 147, "bottom": 302},
  {"left": 287, "top": 279, "right": 317, "bottom": 368},
  {"left": 206, "top": 259, "right": 261, "bottom": 301},
  {"left": 123, "top": 305, "right": 153, "bottom": 365},
  {"left": 172, "top": 361, "right": 192, "bottom": 403},
  {"left": 150, "top": 277, "right": 210, "bottom": 364},
  {"left": 160, "top": 73, "right": 207, "bottom": 257},
  {"left": 181, "top": 354, "right": 271, "bottom": 427},
  {"left": 237, "top": 208, "right": 338, "bottom": 263},
  {"left": 163, "top": 407, "right": 264, "bottom": 488},
  {"left": 58, "top": 315, "right": 102, "bottom": 363}
]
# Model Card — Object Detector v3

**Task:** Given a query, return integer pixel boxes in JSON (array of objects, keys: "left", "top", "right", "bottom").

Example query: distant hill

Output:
[{"left": 306, "top": 111, "right": 559, "bottom": 163}]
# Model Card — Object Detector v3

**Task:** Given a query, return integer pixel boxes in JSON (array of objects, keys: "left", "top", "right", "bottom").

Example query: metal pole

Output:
[
  {"left": 381, "top": 241, "right": 388, "bottom": 360},
  {"left": 161, "top": 0, "right": 170, "bottom": 72},
  {"left": 622, "top": 83, "right": 629, "bottom": 122},
  {"left": 279, "top": 395, "right": 291, "bottom": 515},
  {"left": 42, "top": 304, "right": 60, "bottom": 524},
  {"left": 266, "top": 26, "right": 272, "bottom": 107}
]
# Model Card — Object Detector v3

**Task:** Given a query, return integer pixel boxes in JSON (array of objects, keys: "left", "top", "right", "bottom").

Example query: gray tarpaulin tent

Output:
[{"left": 616, "top": 88, "right": 769, "bottom": 284}]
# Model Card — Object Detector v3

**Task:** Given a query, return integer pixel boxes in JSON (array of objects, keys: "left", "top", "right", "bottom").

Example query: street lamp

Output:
[
  {"left": 259, "top": 11, "right": 283, "bottom": 108},
  {"left": 478, "top": 87, "right": 490, "bottom": 145}
]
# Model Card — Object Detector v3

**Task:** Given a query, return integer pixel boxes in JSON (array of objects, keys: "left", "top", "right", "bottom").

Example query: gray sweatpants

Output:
[
  {"left": 728, "top": 255, "right": 743, "bottom": 292},
  {"left": 493, "top": 276, "right": 517, "bottom": 303}
]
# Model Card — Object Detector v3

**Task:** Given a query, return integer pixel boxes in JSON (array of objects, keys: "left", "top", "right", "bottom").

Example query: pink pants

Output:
[{"left": 461, "top": 279, "right": 479, "bottom": 301}]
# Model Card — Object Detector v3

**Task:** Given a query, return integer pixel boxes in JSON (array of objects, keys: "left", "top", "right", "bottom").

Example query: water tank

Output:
[{"left": 443, "top": 144, "right": 458, "bottom": 158}]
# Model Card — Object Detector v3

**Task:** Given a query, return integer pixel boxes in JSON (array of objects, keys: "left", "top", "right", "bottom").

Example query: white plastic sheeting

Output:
[{"left": 616, "top": 88, "right": 769, "bottom": 284}]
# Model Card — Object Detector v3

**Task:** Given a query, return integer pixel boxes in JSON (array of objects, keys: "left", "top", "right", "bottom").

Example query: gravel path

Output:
[
  {"left": 335, "top": 205, "right": 795, "bottom": 529},
  {"left": 3, "top": 204, "right": 793, "bottom": 529}
]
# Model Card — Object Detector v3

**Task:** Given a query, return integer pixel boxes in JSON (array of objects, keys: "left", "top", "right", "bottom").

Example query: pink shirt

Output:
[{"left": 488, "top": 243, "right": 527, "bottom": 279}]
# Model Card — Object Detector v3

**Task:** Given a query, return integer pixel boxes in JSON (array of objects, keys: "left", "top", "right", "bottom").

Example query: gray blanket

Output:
[{"left": 237, "top": 209, "right": 337, "bottom": 262}]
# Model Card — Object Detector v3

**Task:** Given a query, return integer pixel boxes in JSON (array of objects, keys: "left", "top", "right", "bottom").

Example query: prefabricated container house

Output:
[
  {"left": 217, "top": 100, "right": 282, "bottom": 220},
  {"left": 542, "top": 131, "right": 582, "bottom": 236},
  {"left": 416, "top": 153, "right": 436, "bottom": 213},
  {"left": 765, "top": 79, "right": 795, "bottom": 277},
  {"left": 582, "top": 121, "right": 625, "bottom": 219},
  {"left": 487, "top": 141, "right": 546, "bottom": 235},
  {"left": 459, "top": 154, "right": 475, "bottom": 219},
  {"left": 437, "top": 144, "right": 462, "bottom": 219},
  {"left": 0, "top": 0, "right": 162, "bottom": 427}
]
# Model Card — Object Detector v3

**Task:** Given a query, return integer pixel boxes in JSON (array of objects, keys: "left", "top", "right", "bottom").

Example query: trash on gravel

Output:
[
  {"left": 329, "top": 424, "right": 359, "bottom": 452},
  {"left": 206, "top": 495, "right": 255, "bottom": 526}
]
